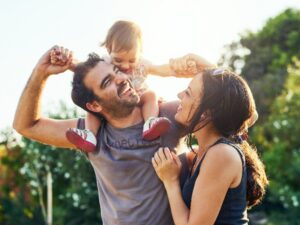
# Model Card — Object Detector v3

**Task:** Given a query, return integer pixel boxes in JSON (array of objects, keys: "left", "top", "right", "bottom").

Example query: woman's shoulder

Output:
[
  {"left": 206, "top": 143, "right": 241, "bottom": 163},
  {"left": 203, "top": 142, "right": 243, "bottom": 173}
]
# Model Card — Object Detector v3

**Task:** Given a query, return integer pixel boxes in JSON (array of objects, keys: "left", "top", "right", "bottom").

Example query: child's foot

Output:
[
  {"left": 142, "top": 117, "right": 171, "bottom": 141},
  {"left": 66, "top": 128, "right": 97, "bottom": 152}
]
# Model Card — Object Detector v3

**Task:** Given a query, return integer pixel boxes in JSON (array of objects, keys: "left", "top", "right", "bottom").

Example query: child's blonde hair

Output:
[{"left": 101, "top": 20, "right": 142, "bottom": 53}]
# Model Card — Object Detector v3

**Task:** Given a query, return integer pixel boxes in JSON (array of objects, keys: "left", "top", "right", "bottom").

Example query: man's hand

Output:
[
  {"left": 13, "top": 45, "right": 79, "bottom": 149},
  {"left": 34, "top": 45, "right": 73, "bottom": 77},
  {"left": 50, "top": 46, "right": 79, "bottom": 72}
]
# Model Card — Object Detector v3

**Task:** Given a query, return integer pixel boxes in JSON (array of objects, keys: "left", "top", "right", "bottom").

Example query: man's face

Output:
[{"left": 84, "top": 62, "right": 140, "bottom": 118}]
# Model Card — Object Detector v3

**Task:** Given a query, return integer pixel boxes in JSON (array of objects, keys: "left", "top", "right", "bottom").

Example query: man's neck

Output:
[{"left": 105, "top": 107, "right": 143, "bottom": 129}]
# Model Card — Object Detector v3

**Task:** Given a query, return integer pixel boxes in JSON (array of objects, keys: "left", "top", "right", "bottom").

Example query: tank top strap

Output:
[
  {"left": 214, "top": 138, "right": 246, "bottom": 167},
  {"left": 194, "top": 137, "right": 246, "bottom": 175}
]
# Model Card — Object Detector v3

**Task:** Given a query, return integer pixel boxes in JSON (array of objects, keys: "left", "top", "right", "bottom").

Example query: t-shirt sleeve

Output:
[{"left": 77, "top": 118, "right": 85, "bottom": 129}]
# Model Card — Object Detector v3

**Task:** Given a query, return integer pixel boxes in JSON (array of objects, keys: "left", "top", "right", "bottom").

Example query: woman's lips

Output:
[{"left": 177, "top": 105, "right": 182, "bottom": 112}]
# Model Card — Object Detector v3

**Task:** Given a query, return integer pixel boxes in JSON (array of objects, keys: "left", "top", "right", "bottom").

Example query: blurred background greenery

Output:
[{"left": 1, "top": 8, "right": 300, "bottom": 225}]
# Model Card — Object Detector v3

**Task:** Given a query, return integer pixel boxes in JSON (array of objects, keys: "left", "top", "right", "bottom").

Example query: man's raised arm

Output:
[{"left": 13, "top": 46, "right": 78, "bottom": 149}]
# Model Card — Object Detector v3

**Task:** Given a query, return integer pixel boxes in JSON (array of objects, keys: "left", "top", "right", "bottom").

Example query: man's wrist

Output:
[{"left": 32, "top": 67, "right": 50, "bottom": 81}]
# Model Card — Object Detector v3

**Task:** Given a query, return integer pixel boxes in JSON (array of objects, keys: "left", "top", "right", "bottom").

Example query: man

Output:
[{"left": 13, "top": 46, "right": 211, "bottom": 225}]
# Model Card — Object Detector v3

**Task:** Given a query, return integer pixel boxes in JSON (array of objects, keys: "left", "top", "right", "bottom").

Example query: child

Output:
[{"left": 51, "top": 20, "right": 197, "bottom": 152}]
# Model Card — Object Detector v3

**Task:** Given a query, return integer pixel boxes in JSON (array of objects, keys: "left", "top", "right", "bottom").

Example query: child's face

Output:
[{"left": 110, "top": 44, "right": 141, "bottom": 74}]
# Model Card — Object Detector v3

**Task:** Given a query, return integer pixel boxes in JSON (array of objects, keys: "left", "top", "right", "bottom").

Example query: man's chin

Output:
[{"left": 121, "top": 92, "right": 140, "bottom": 105}]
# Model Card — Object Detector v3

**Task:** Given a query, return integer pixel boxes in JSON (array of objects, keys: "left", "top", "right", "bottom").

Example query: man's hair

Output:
[
  {"left": 71, "top": 53, "right": 104, "bottom": 119},
  {"left": 101, "top": 20, "right": 142, "bottom": 53}
]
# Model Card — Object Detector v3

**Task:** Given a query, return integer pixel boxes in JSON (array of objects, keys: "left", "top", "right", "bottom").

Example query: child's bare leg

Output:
[
  {"left": 86, "top": 112, "right": 102, "bottom": 136},
  {"left": 140, "top": 90, "right": 159, "bottom": 120},
  {"left": 140, "top": 90, "right": 171, "bottom": 141}
]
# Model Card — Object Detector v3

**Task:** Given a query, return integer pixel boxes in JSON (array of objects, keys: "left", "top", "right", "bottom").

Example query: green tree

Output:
[
  {"left": 252, "top": 61, "right": 300, "bottom": 224},
  {"left": 1, "top": 103, "right": 102, "bottom": 225},
  {"left": 219, "top": 8, "right": 300, "bottom": 121},
  {"left": 0, "top": 129, "right": 44, "bottom": 225}
]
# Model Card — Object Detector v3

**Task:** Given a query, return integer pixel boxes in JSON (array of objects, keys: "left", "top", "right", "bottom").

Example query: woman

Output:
[{"left": 152, "top": 55, "right": 268, "bottom": 225}]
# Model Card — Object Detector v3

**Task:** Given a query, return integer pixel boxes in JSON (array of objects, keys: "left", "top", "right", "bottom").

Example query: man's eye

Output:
[
  {"left": 104, "top": 79, "right": 111, "bottom": 87},
  {"left": 129, "top": 60, "right": 136, "bottom": 63},
  {"left": 185, "top": 90, "right": 189, "bottom": 96}
]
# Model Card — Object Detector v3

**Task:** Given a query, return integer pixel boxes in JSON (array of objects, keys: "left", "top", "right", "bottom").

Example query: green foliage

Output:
[
  {"left": 219, "top": 8, "right": 300, "bottom": 121},
  {"left": 0, "top": 103, "right": 102, "bottom": 224},
  {"left": 0, "top": 130, "right": 44, "bottom": 225},
  {"left": 252, "top": 61, "right": 300, "bottom": 223}
]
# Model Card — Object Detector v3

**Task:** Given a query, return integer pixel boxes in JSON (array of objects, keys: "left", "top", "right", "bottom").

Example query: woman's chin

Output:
[{"left": 174, "top": 113, "right": 185, "bottom": 125}]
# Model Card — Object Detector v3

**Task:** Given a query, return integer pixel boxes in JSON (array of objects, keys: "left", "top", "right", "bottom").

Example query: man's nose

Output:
[{"left": 115, "top": 73, "right": 128, "bottom": 84}]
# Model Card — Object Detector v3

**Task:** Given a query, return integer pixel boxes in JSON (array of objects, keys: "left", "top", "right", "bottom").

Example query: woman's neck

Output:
[{"left": 194, "top": 125, "right": 223, "bottom": 157}]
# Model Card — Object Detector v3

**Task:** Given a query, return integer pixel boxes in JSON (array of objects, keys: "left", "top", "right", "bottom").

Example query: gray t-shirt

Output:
[{"left": 79, "top": 101, "right": 187, "bottom": 225}]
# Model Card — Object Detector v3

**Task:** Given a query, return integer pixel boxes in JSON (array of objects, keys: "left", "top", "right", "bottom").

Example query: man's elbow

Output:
[
  {"left": 12, "top": 121, "right": 27, "bottom": 136},
  {"left": 12, "top": 118, "right": 34, "bottom": 137}
]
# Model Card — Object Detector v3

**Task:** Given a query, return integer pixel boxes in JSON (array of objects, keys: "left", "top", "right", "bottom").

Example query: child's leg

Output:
[
  {"left": 140, "top": 90, "right": 159, "bottom": 120},
  {"left": 66, "top": 112, "right": 101, "bottom": 152},
  {"left": 86, "top": 112, "right": 102, "bottom": 136},
  {"left": 140, "top": 90, "right": 171, "bottom": 141}
]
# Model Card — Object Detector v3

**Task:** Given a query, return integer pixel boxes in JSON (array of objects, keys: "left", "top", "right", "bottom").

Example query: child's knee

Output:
[{"left": 141, "top": 90, "right": 157, "bottom": 102}]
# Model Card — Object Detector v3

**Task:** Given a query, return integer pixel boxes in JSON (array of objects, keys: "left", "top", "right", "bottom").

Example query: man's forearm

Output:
[{"left": 13, "top": 69, "right": 48, "bottom": 134}]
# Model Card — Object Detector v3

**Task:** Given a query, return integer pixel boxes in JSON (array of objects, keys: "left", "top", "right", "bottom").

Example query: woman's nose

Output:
[{"left": 177, "top": 91, "right": 183, "bottom": 99}]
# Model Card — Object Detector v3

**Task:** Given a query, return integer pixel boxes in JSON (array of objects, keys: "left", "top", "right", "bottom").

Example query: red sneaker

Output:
[
  {"left": 142, "top": 117, "right": 171, "bottom": 141},
  {"left": 66, "top": 128, "right": 97, "bottom": 152}
]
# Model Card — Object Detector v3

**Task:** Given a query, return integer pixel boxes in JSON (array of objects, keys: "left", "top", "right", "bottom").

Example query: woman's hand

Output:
[{"left": 152, "top": 147, "right": 182, "bottom": 186}]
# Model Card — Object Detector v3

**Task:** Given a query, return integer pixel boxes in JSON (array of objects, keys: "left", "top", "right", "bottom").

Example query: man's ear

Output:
[{"left": 86, "top": 101, "right": 102, "bottom": 113}]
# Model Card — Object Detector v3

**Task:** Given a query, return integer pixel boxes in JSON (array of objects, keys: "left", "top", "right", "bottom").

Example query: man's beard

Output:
[{"left": 101, "top": 82, "right": 140, "bottom": 118}]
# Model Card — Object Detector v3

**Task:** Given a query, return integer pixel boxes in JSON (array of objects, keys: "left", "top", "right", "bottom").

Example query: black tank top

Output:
[{"left": 181, "top": 138, "right": 249, "bottom": 225}]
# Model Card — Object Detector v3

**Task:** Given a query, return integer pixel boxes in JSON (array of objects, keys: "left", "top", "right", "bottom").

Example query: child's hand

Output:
[
  {"left": 170, "top": 53, "right": 216, "bottom": 77},
  {"left": 50, "top": 47, "right": 69, "bottom": 66},
  {"left": 186, "top": 60, "right": 198, "bottom": 74},
  {"left": 169, "top": 55, "right": 198, "bottom": 77}
]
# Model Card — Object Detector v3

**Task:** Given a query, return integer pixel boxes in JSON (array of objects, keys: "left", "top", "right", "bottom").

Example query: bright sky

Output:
[{"left": 1, "top": 0, "right": 299, "bottom": 130}]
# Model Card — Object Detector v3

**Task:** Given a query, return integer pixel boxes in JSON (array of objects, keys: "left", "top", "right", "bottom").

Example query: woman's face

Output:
[{"left": 175, "top": 74, "right": 203, "bottom": 126}]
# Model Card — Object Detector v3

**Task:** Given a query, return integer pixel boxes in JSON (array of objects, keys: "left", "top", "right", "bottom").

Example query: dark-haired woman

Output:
[{"left": 152, "top": 54, "right": 268, "bottom": 225}]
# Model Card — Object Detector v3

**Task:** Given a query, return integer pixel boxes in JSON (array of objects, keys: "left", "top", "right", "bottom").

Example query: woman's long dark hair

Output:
[{"left": 187, "top": 69, "right": 268, "bottom": 208}]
